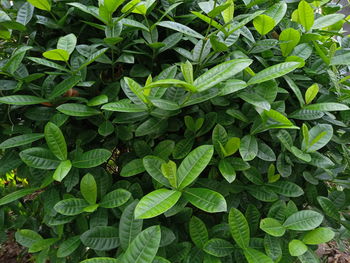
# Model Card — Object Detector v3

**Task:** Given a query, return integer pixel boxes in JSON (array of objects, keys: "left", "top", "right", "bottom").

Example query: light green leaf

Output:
[
  {"left": 303, "top": 102, "right": 349, "bottom": 112},
  {"left": 248, "top": 62, "right": 301, "bottom": 85},
  {"left": 203, "top": 238, "right": 234, "bottom": 257},
  {"left": 298, "top": 1, "right": 314, "bottom": 31},
  {"left": 194, "top": 59, "right": 252, "bottom": 92},
  {"left": 221, "top": 0, "right": 234, "bottom": 23},
  {"left": 302, "top": 227, "right": 335, "bottom": 245},
  {"left": 161, "top": 160, "right": 177, "bottom": 188},
  {"left": 134, "top": 189, "right": 181, "bottom": 219},
  {"left": 260, "top": 218, "right": 286, "bottom": 237},
  {"left": 157, "top": 21, "right": 204, "bottom": 39},
  {"left": 189, "top": 216, "right": 208, "bottom": 249},
  {"left": 80, "top": 173, "right": 97, "bottom": 205},
  {"left": 264, "top": 2, "right": 287, "bottom": 25},
  {"left": 183, "top": 188, "right": 227, "bottom": 213},
  {"left": 150, "top": 99, "right": 180, "bottom": 110},
  {"left": 218, "top": 159, "right": 236, "bottom": 183},
  {"left": 17, "top": 2, "right": 34, "bottom": 25},
  {"left": 181, "top": 60, "right": 193, "bottom": 84},
  {"left": 228, "top": 208, "right": 250, "bottom": 249},
  {"left": 123, "top": 226, "right": 161, "bottom": 263},
  {"left": 100, "top": 189, "right": 131, "bottom": 208},
  {"left": 81, "top": 226, "right": 119, "bottom": 251},
  {"left": 44, "top": 122, "right": 67, "bottom": 160},
  {"left": 253, "top": 14, "right": 275, "bottom": 35},
  {"left": 283, "top": 210, "right": 324, "bottom": 231},
  {"left": 57, "top": 33, "right": 77, "bottom": 54},
  {"left": 57, "top": 103, "right": 101, "bottom": 117},
  {"left": 54, "top": 198, "right": 89, "bottom": 216},
  {"left": 267, "top": 181, "right": 304, "bottom": 197},
  {"left": 289, "top": 239, "right": 307, "bottom": 256},
  {"left": 0, "top": 95, "right": 47, "bottom": 105},
  {"left": 279, "top": 28, "right": 300, "bottom": 57},
  {"left": 330, "top": 52, "right": 350, "bottom": 66},
  {"left": 312, "top": 14, "right": 344, "bottom": 30},
  {"left": 87, "top": 95, "right": 108, "bottom": 106},
  {"left": 102, "top": 99, "right": 147, "bottom": 112},
  {"left": 53, "top": 160, "right": 72, "bottom": 182},
  {"left": 119, "top": 200, "right": 143, "bottom": 250},
  {"left": 43, "top": 49, "right": 69, "bottom": 61},
  {"left": 302, "top": 124, "right": 333, "bottom": 152},
  {"left": 305, "top": 83, "right": 319, "bottom": 104},
  {"left": 29, "top": 238, "right": 59, "bottom": 253},
  {"left": 124, "top": 77, "right": 148, "bottom": 104},
  {"left": 27, "top": 0, "right": 51, "bottom": 11},
  {"left": 177, "top": 145, "right": 214, "bottom": 190},
  {"left": 72, "top": 149, "right": 111, "bottom": 168},
  {"left": 0, "top": 133, "right": 44, "bottom": 149}
]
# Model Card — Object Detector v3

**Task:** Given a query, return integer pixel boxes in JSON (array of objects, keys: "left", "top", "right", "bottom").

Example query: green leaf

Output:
[
  {"left": 134, "top": 189, "right": 182, "bottom": 219},
  {"left": 181, "top": 60, "right": 193, "bottom": 84},
  {"left": 0, "top": 188, "right": 38, "bottom": 206},
  {"left": 27, "top": 0, "right": 51, "bottom": 11},
  {"left": 228, "top": 208, "right": 250, "bottom": 249},
  {"left": 177, "top": 145, "right": 214, "bottom": 190},
  {"left": 305, "top": 83, "right": 319, "bottom": 104},
  {"left": 27, "top": 57, "right": 69, "bottom": 71},
  {"left": 57, "top": 103, "right": 101, "bottom": 117},
  {"left": 312, "top": 14, "right": 344, "bottom": 30},
  {"left": 44, "top": 122, "right": 67, "bottom": 160},
  {"left": 183, "top": 188, "right": 227, "bottom": 213},
  {"left": 43, "top": 49, "right": 69, "bottom": 61},
  {"left": 143, "top": 156, "right": 171, "bottom": 187},
  {"left": 80, "top": 173, "right": 97, "bottom": 205},
  {"left": 100, "top": 189, "right": 131, "bottom": 208},
  {"left": 72, "top": 149, "right": 111, "bottom": 168},
  {"left": 239, "top": 135, "right": 258, "bottom": 161},
  {"left": 57, "top": 235, "right": 80, "bottom": 258},
  {"left": 224, "top": 137, "right": 240, "bottom": 157},
  {"left": 0, "top": 95, "right": 47, "bottom": 105},
  {"left": 123, "top": 226, "right": 161, "bottom": 263},
  {"left": 203, "top": 238, "right": 234, "bottom": 257},
  {"left": 298, "top": 1, "right": 314, "bottom": 31},
  {"left": 289, "top": 239, "right": 307, "bottom": 256},
  {"left": 124, "top": 77, "right": 148, "bottom": 104},
  {"left": 302, "top": 227, "right": 335, "bottom": 245},
  {"left": 87, "top": 95, "right": 108, "bottom": 106},
  {"left": 54, "top": 198, "right": 89, "bottom": 216},
  {"left": 161, "top": 160, "right": 177, "bottom": 188},
  {"left": 16, "top": 2, "right": 34, "bottom": 25},
  {"left": 29, "top": 238, "right": 58, "bottom": 253},
  {"left": 279, "top": 28, "right": 300, "bottom": 57},
  {"left": 317, "top": 196, "right": 340, "bottom": 221},
  {"left": 150, "top": 99, "right": 180, "bottom": 110},
  {"left": 248, "top": 62, "right": 301, "bottom": 85},
  {"left": 15, "top": 229, "right": 43, "bottom": 248},
  {"left": 53, "top": 160, "right": 72, "bottom": 182},
  {"left": 80, "top": 258, "right": 119, "bottom": 263},
  {"left": 189, "top": 216, "right": 208, "bottom": 249},
  {"left": 303, "top": 102, "right": 349, "bottom": 112},
  {"left": 253, "top": 14, "right": 275, "bottom": 35},
  {"left": 20, "top": 147, "right": 60, "bottom": 169},
  {"left": 102, "top": 100, "right": 147, "bottom": 112},
  {"left": 330, "top": 52, "right": 350, "bottom": 66},
  {"left": 49, "top": 75, "right": 81, "bottom": 99},
  {"left": 0, "top": 133, "right": 44, "bottom": 149},
  {"left": 157, "top": 21, "right": 204, "bottom": 39},
  {"left": 283, "top": 210, "right": 324, "bottom": 231},
  {"left": 267, "top": 181, "right": 304, "bottom": 197},
  {"left": 119, "top": 200, "right": 143, "bottom": 250},
  {"left": 194, "top": 59, "right": 252, "bottom": 92},
  {"left": 243, "top": 247, "right": 274, "bottom": 263},
  {"left": 218, "top": 159, "right": 236, "bottom": 183},
  {"left": 57, "top": 33, "right": 77, "bottom": 55},
  {"left": 260, "top": 218, "right": 286, "bottom": 237},
  {"left": 221, "top": 0, "right": 234, "bottom": 24},
  {"left": 81, "top": 226, "right": 119, "bottom": 251},
  {"left": 264, "top": 2, "right": 287, "bottom": 25},
  {"left": 120, "top": 159, "right": 145, "bottom": 177},
  {"left": 302, "top": 124, "right": 333, "bottom": 152}
]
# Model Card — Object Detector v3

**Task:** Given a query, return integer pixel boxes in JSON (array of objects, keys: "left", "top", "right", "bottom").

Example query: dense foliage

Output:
[{"left": 0, "top": 0, "right": 350, "bottom": 262}]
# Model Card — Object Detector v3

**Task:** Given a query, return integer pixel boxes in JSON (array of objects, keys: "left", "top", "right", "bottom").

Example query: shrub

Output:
[{"left": 0, "top": 0, "right": 350, "bottom": 262}]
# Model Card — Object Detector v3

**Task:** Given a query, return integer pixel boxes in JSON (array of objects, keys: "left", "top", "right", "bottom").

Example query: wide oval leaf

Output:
[
  {"left": 134, "top": 189, "right": 182, "bottom": 219},
  {"left": 183, "top": 188, "right": 227, "bottom": 213},
  {"left": 228, "top": 208, "right": 250, "bottom": 249},
  {"left": 54, "top": 198, "right": 89, "bottom": 216},
  {"left": 100, "top": 189, "right": 131, "bottom": 209},
  {"left": 20, "top": 147, "right": 60, "bottom": 169},
  {"left": 81, "top": 226, "right": 119, "bottom": 251},
  {"left": 283, "top": 210, "right": 324, "bottom": 231},
  {"left": 72, "top": 149, "right": 111, "bottom": 168},
  {"left": 0, "top": 133, "right": 44, "bottom": 149},
  {"left": 44, "top": 122, "right": 67, "bottom": 160}
]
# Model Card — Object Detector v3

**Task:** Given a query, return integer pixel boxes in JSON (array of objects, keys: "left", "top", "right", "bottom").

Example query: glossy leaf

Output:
[
  {"left": 283, "top": 210, "right": 324, "bottom": 231},
  {"left": 0, "top": 133, "right": 44, "bottom": 149},
  {"left": 183, "top": 188, "right": 227, "bottom": 213},
  {"left": 228, "top": 208, "right": 250, "bottom": 249},
  {"left": 80, "top": 226, "right": 119, "bottom": 251},
  {"left": 44, "top": 122, "right": 67, "bottom": 160}
]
